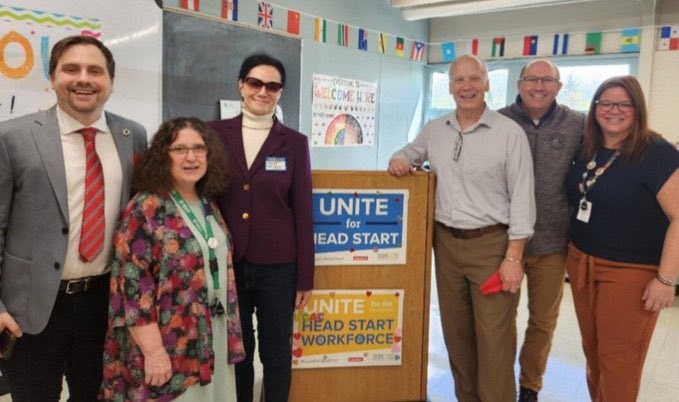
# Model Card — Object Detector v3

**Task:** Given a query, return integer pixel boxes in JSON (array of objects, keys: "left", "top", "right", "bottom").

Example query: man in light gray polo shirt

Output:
[
  {"left": 498, "top": 59, "right": 584, "bottom": 402},
  {"left": 389, "top": 55, "right": 535, "bottom": 402}
]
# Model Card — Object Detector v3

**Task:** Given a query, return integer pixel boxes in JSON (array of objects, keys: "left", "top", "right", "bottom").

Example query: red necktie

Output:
[{"left": 78, "top": 127, "right": 105, "bottom": 262}]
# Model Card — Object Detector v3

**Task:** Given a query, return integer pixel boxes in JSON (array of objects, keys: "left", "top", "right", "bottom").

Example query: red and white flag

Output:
[{"left": 180, "top": 0, "right": 200, "bottom": 11}]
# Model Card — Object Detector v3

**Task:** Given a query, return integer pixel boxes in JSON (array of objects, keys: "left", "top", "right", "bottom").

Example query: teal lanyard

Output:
[{"left": 171, "top": 190, "right": 220, "bottom": 290}]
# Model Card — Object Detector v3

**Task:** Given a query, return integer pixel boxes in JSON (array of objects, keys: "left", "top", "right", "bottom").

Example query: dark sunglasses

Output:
[{"left": 243, "top": 77, "right": 283, "bottom": 94}]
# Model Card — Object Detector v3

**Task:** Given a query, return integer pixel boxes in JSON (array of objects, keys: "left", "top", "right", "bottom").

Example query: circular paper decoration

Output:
[{"left": 324, "top": 113, "right": 363, "bottom": 145}]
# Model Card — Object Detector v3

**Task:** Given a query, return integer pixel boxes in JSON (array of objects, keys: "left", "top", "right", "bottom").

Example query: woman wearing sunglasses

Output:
[
  {"left": 565, "top": 76, "right": 679, "bottom": 402},
  {"left": 208, "top": 54, "right": 314, "bottom": 402},
  {"left": 100, "top": 117, "right": 246, "bottom": 401}
]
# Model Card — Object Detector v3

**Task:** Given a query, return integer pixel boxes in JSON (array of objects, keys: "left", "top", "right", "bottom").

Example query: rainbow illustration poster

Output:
[
  {"left": 292, "top": 289, "right": 404, "bottom": 368},
  {"left": 0, "top": 4, "right": 102, "bottom": 121},
  {"left": 311, "top": 74, "right": 377, "bottom": 147}
]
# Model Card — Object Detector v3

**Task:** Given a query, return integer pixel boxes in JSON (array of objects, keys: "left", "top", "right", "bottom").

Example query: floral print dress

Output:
[{"left": 100, "top": 192, "right": 245, "bottom": 402}]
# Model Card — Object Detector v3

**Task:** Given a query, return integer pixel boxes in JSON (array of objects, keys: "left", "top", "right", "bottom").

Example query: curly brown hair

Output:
[{"left": 133, "top": 117, "right": 230, "bottom": 197}]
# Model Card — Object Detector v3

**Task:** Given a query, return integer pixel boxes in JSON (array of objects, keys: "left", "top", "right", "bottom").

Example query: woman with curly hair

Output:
[{"left": 100, "top": 117, "right": 245, "bottom": 401}]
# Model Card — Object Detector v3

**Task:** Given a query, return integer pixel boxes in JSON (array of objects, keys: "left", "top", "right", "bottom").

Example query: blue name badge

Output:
[{"left": 265, "top": 156, "right": 287, "bottom": 171}]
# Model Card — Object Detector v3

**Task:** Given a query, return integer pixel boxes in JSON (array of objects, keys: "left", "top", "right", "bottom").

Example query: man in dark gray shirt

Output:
[{"left": 498, "top": 59, "right": 584, "bottom": 402}]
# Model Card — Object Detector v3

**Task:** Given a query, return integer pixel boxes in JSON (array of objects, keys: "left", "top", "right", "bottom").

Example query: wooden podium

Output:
[{"left": 289, "top": 171, "right": 436, "bottom": 402}]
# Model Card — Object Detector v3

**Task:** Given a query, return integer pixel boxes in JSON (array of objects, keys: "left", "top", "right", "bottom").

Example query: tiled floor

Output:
[
  {"left": 2, "top": 280, "right": 677, "bottom": 402},
  {"left": 427, "top": 277, "right": 679, "bottom": 402}
]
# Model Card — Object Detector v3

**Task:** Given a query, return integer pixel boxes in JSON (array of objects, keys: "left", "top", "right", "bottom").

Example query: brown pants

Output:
[
  {"left": 567, "top": 243, "right": 660, "bottom": 402},
  {"left": 519, "top": 252, "right": 566, "bottom": 392},
  {"left": 434, "top": 223, "right": 519, "bottom": 402}
]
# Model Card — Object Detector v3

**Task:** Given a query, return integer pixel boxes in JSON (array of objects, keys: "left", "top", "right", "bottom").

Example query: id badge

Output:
[
  {"left": 265, "top": 156, "right": 287, "bottom": 171},
  {"left": 576, "top": 198, "right": 592, "bottom": 223}
]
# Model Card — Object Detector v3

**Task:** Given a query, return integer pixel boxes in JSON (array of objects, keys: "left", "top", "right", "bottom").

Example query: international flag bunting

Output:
[
  {"left": 442, "top": 41, "right": 457, "bottom": 62},
  {"left": 471, "top": 39, "right": 479, "bottom": 55},
  {"left": 411, "top": 41, "right": 425, "bottom": 61},
  {"left": 180, "top": 0, "right": 200, "bottom": 11},
  {"left": 358, "top": 28, "right": 368, "bottom": 51},
  {"left": 492, "top": 37, "right": 505, "bottom": 57},
  {"left": 553, "top": 33, "right": 569, "bottom": 55},
  {"left": 315, "top": 17, "right": 327, "bottom": 43},
  {"left": 620, "top": 28, "right": 640, "bottom": 52},
  {"left": 221, "top": 0, "right": 237, "bottom": 21},
  {"left": 338, "top": 24, "right": 349, "bottom": 47},
  {"left": 523, "top": 35, "right": 538, "bottom": 56},
  {"left": 396, "top": 37, "right": 405, "bottom": 57},
  {"left": 378, "top": 33, "right": 387, "bottom": 54},
  {"left": 585, "top": 32, "right": 602, "bottom": 54},
  {"left": 258, "top": 2, "right": 273, "bottom": 29},
  {"left": 287, "top": 10, "right": 300, "bottom": 35},
  {"left": 659, "top": 25, "right": 679, "bottom": 50}
]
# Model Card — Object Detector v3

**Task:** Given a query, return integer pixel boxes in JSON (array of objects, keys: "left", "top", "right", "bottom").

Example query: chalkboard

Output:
[{"left": 163, "top": 9, "right": 301, "bottom": 130}]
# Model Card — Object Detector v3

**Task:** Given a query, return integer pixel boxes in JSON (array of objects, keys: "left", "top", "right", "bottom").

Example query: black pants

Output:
[
  {"left": 0, "top": 275, "right": 109, "bottom": 402},
  {"left": 235, "top": 261, "right": 296, "bottom": 402}
]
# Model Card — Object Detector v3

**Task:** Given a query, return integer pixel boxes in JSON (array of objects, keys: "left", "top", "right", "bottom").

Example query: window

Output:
[{"left": 424, "top": 54, "right": 638, "bottom": 122}]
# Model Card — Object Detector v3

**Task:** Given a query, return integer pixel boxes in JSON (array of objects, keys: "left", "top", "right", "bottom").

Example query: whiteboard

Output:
[{"left": 0, "top": 0, "right": 162, "bottom": 134}]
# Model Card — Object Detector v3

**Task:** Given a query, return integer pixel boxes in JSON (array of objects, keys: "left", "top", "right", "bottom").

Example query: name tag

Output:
[{"left": 265, "top": 156, "right": 287, "bottom": 171}]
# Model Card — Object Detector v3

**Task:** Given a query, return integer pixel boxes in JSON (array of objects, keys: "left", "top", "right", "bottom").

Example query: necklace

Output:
[{"left": 576, "top": 150, "right": 620, "bottom": 222}]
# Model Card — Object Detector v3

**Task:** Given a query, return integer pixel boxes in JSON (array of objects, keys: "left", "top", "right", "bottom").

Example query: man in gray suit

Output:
[{"left": 0, "top": 35, "right": 146, "bottom": 401}]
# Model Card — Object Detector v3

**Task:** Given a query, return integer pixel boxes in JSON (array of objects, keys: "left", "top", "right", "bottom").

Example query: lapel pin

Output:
[{"left": 122, "top": 128, "right": 131, "bottom": 136}]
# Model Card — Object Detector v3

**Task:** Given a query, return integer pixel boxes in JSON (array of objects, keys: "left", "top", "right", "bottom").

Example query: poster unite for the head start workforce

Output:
[{"left": 292, "top": 289, "right": 404, "bottom": 369}]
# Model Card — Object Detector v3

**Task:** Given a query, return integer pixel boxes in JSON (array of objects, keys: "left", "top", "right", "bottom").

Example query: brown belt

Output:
[{"left": 446, "top": 223, "right": 508, "bottom": 239}]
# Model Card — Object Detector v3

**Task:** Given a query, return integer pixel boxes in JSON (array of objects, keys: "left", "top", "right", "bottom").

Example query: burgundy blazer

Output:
[{"left": 208, "top": 115, "right": 315, "bottom": 290}]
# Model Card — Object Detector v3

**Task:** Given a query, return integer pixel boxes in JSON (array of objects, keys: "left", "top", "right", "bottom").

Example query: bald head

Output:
[
  {"left": 520, "top": 59, "right": 560, "bottom": 81},
  {"left": 449, "top": 55, "right": 488, "bottom": 83},
  {"left": 517, "top": 59, "right": 563, "bottom": 120},
  {"left": 448, "top": 54, "right": 489, "bottom": 116}
]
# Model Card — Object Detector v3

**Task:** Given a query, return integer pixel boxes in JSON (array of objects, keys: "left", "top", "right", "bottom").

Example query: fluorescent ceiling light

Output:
[
  {"left": 400, "top": 0, "right": 601, "bottom": 20},
  {"left": 390, "top": 0, "right": 452, "bottom": 7}
]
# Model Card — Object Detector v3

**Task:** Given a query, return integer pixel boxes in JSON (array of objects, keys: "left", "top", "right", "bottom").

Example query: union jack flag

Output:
[{"left": 258, "top": 2, "right": 273, "bottom": 29}]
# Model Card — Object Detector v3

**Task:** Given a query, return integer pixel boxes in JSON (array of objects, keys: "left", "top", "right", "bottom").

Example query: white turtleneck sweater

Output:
[{"left": 242, "top": 108, "right": 275, "bottom": 169}]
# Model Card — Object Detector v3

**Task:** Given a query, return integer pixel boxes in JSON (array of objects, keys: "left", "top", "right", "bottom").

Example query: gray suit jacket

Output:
[{"left": 0, "top": 106, "right": 147, "bottom": 334}]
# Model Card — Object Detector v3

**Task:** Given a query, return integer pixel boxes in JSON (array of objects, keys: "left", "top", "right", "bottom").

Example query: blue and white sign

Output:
[{"left": 313, "top": 189, "right": 408, "bottom": 266}]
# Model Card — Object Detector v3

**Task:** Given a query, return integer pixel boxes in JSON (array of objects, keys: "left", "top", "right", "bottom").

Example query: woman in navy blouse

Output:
[{"left": 565, "top": 75, "right": 678, "bottom": 402}]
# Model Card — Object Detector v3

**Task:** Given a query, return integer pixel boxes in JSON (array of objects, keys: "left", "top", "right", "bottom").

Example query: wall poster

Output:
[
  {"left": 313, "top": 189, "right": 408, "bottom": 266},
  {"left": 292, "top": 289, "right": 404, "bottom": 369},
  {"left": 311, "top": 74, "right": 377, "bottom": 147}
]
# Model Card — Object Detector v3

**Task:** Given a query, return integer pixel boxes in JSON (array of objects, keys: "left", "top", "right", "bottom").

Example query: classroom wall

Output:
[
  {"left": 428, "top": 0, "right": 679, "bottom": 144},
  {"left": 650, "top": 0, "right": 679, "bottom": 144},
  {"left": 0, "top": 1, "right": 162, "bottom": 133},
  {"left": 165, "top": 0, "right": 429, "bottom": 170}
]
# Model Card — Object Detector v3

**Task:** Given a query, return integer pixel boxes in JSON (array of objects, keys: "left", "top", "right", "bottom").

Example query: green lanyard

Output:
[{"left": 171, "top": 190, "right": 220, "bottom": 290}]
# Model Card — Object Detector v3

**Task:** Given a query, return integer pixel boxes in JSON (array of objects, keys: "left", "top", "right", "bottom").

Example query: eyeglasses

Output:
[
  {"left": 243, "top": 77, "right": 284, "bottom": 94},
  {"left": 169, "top": 144, "right": 208, "bottom": 156},
  {"left": 520, "top": 76, "right": 559, "bottom": 87},
  {"left": 453, "top": 130, "right": 463, "bottom": 161},
  {"left": 595, "top": 100, "right": 635, "bottom": 113}
]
